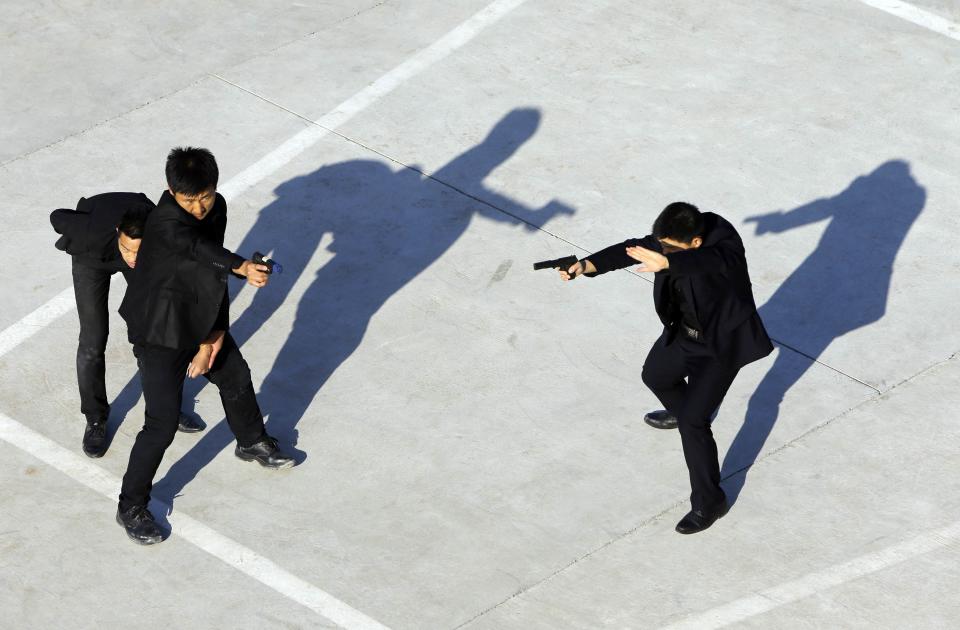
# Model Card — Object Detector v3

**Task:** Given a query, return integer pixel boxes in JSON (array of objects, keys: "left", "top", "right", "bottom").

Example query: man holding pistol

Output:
[
  {"left": 116, "top": 147, "right": 294, "bottom": 544},
  {"left": 560, "top": 202, "right": 772, "bottom": 534}
]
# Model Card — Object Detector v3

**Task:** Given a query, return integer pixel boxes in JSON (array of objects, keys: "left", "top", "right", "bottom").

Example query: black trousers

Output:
[
  {"left": 642, "top": 332, "right": 738, "bottom": 511},
  {"left": 71, "top": 258, "right": 121, "bottom": 423},
  {"left": 118, "top": 333, "right": 266, "bottom": 510}
]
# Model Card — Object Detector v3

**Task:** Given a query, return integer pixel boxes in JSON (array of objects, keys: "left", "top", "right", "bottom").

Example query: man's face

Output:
[
  {"left": 117, "top": 231, "right": 141, "bottom": 268},
  {"left": 658, "top": 236, "right": 703, "bottom": 254},
  {"left": 171, "top": 187, "right": 216, "bottom": 220}
]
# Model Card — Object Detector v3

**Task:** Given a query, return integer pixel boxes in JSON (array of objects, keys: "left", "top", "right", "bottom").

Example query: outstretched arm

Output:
[
  {"left": 584, "top": 236, "right": 660, "bottom": 276},
  {"left": 745, "top": 197, "right": 833, "bottom": 235},
  {"left": 662, "top": 242, "right": 742, "bottom": 276},
  {"left": 561, "top": 236, "right": 660, "bottom": 281}
]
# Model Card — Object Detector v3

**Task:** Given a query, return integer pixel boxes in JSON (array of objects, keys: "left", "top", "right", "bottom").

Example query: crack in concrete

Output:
[
  {"left": 201, "top": 58, "right": 917, "bottom": 424},
  {"left": 451, "top": 495, "right": 690, "bottom": 630},
  {"left": 0, "top": 77, "right": 205, "bottom": 170},
  {"left": 168, "top": 63, "right": 960, "bottom": 630},
  {"left": 613, "top": 274, "right": 884, "bottom": 394},
  {"left": 882, "top": 349, "right": 959, "bottom": 393},
  {"left": 7, "top": 2, "right": 954, "bottom": 626},
  {"left": 768, "top": 340, "right": 881, "bottom": 394},
  {"left": 450, "top": 348, "right": 959, "bottom": 629},
  {"left": 209, "top": 72, "right": 589, "bottom": 254},
  {"left": 0, "top": 0, "right": 390, "bottom": 170}
]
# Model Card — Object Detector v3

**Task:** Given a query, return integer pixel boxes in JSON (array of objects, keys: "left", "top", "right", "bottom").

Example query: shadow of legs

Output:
[
  {"left": 152, "top": 419, "right": 235, "bottom": 506},
  {"left": 720, "top": 347, "right": 812, "bottom": 505},
  {"left": 106, "top": 371, "right": 142, "bottom": 448}
]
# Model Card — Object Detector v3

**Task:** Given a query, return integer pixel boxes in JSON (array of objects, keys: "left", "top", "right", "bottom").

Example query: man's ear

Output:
[
  {"left": 691, "top": 236, "right": 703, "bottom": 249},
  {"left": 168, "top": 186, "right": 175, "bottom": 196}
]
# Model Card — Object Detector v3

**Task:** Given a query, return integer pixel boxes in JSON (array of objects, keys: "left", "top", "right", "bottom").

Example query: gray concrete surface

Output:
[{"left": 1, "top": 1, "right": 958, "bottom": 629}]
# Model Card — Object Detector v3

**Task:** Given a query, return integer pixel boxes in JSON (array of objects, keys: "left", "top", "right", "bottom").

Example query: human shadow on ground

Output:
[
  {"left": 719, "top": 159, "right": 926, "bottom": 505},
  {"left": 144, "top": 108, "right": 574, "bottom": 507}
]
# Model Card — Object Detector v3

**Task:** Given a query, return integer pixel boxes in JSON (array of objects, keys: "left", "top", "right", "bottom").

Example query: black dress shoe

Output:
[
  {"left": 82, "top": 420, "right": 108, "bottom": 458},
  {"left": 644, "top": 410, "right": 678, "bottom": 430},
  {"left": 235, "top": 436, "right": 295, "bottom": 469},
  {"left": 675, "top": 501, "right": 730, "bottom": 535},
  {"left": 116, "top": 505, "right": 164, "bottom": 545},
  {"left": 177, "top": 412, "right": 205, "bottom": 433}
]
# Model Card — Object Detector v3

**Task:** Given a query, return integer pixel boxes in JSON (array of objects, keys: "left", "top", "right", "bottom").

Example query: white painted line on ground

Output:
[
  {"left": 2, "top": 0, "right": 529, "bottom": 362},
  {"left": 859, "top": 0, "right": 960, "bottom": 41},
  {"left": 0, "top": 412, "right": 390, "bottom": 630},
  {"left": 2, "top": 0, "right": 530, "bottom": 626},
  {"left": 219, "top": 0, "right": 529, "bottom": 200},
  {"left": 0, "top": 287, "right": 75, "bottom": 359},
  {"left": 659, "top": 518, "right": 960, "bottom": 629}
]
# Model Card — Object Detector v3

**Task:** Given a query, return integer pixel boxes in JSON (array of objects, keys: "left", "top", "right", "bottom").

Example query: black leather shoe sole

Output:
[
  {"left": 644, "top": 410, "right": 678, "bottom": 430},
  {"left": 675, "top": 503, "right": 730, "bottom": 535},
  {"left": 234, "top": 448, "right": 295, "bottom": 470},
  {"left": 115, "top": 512, "right": 164, "bottom": 545},
  {"left": 177, "top": 413, "right": 205, "bottom": 433}
]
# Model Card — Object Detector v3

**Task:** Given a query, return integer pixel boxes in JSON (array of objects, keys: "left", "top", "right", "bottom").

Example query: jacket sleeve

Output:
[
  {"left": 195, "top": 236, "right": 246, "bottom": 274},
  {"left": 50, "top": 205, "right": 90, "bottom": 253},
  {"left": 582, "top": 235, "right": 660, "bottom": 276},
  {"left": 665, "top": 240, "right": 742, "bottom": 276},
  {"left": 156, "top": 216, "right": 245, "bottom": 273}
]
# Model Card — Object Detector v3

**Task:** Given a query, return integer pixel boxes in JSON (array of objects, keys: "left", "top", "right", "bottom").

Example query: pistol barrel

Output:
[{"left": 532, "top": 255, "right": 578, "bottom": 271}]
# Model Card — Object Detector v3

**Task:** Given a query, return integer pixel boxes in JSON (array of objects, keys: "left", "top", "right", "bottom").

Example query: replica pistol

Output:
[
  {"left": 533, "top": 255, "right": 578, "bottom": 272},
  {"left": 252, "top": 251, "right": 283, "bottom": 275}
]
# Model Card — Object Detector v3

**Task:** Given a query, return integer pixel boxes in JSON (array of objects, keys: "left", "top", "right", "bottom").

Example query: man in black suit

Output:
[
  {"left": 50, "top": 194, "right": 204, "bottom": 458},
  {"left": 116, "top": 147, "right": 294, "bottom": 544},
  {"left": 561, "top": 202, "right": 772, "bottom": 534}
]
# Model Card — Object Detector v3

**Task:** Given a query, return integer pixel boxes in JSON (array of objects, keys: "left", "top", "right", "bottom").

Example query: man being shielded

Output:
[{"left": 50, "top": 192, "right": 204, "bottom": 458}]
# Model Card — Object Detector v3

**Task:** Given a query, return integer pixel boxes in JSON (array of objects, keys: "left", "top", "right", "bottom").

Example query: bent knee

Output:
[
  {"left": 77, "top": 340, "right": 108, "bottom": 357},
  {"left": 142, "top": 416, "right": 178, "bottom": 445},
  {"left": 677, "top": 414, "right": 712, "bottom": 433},
  {"left": 642, "top": 365, "right": 676, "bottom": 391}
]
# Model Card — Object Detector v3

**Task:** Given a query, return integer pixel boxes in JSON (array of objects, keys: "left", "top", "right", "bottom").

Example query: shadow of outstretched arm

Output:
[
  {"left": 154, "top": 107, "right": 579, "bottom": 510},
  {"left": 721, "top": 161, "right": 925, "bottom": 506},
  {"left": 745, "top": 197, "right": 835, "bottom": 235}
]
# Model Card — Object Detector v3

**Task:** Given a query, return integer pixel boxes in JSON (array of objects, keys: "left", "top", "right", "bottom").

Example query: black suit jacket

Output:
[
  {"left": 584, "top": 212, "right": 773, "bottom": 369},
  {"left": 120, "top": 191, "right": 244, "bottom": 350},
  {"left": 50, "top": 192, "right": 154, "bottom": 270}
]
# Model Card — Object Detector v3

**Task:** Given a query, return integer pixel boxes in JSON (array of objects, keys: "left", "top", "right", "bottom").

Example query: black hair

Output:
[
  {"left": 165, "top": 146, "right": 219, "bottom": 195},
  {"left": 652, "top": 202, "right": 704, "bottom": 243},
  {"left": 117, "top": 204, "right": 150, "bottom": 239}
]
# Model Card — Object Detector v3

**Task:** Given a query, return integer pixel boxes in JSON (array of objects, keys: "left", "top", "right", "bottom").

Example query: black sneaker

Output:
[
  {"left": 235, "top": 436, "right": 295, "bottom": 469},
  {"left": 82, "top": 420, "right": 108, "bottom": 458},
  {"left": 177, "top": 412, "right": 205, "bottom": 433},
  {"left": 116, "top": 505, "right": 164, "bottom": 545}
]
